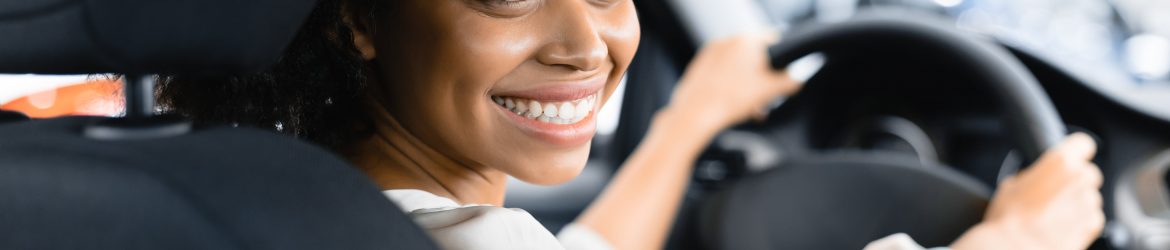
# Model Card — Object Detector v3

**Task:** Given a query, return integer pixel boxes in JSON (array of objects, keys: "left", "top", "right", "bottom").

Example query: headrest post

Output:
[
  {"left": 83, "top": 74, "right": 191, "bottom": 140},
  {"left": 122, "top": 75, "right": 156, "bottom": 119}
]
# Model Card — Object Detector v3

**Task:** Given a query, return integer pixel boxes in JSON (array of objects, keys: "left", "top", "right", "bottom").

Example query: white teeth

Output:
[
  {"left": 515, "top": 100, "right": 528, "bottom": 114},
  {"left": 527, "top": 100, "right": 542, "bottom": 118},
  {"left": 493, "top": 94, "right": 598, "bottom": 124},
  {"left": 574, "top": 101, "right": 589, "bottom": 120},
  {"left": 542, "top": 103, "right": 558, "bottom": 118},
  {"left": 558, "top": 103, "right": 575, "bottom": 120}
]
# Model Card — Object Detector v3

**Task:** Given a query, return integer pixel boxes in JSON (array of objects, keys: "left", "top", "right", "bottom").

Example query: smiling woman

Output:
[
  {"left": 155, "top": 0, "right": 649, "bottom": 248},
  {"left": 152, "top": 0, "right": 1104, "bottom": 249}
]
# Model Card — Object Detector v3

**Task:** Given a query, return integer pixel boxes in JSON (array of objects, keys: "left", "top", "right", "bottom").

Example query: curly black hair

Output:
[{"left": 156, "top": 0, "right": 379, "bottom": 151}]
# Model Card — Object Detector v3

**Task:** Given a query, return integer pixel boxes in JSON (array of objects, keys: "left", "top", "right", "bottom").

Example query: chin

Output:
[{"left": 507, "top": 143, "right": 592, "bottom": 186}]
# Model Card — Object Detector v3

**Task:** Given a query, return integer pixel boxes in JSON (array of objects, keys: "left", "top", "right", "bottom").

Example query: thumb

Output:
[
  {"left": 1057, "top": 132, "right": 1097, "bottom": 162},
  {"left": 1037, "top": 132, "right": 1097, "bottom": 171}
]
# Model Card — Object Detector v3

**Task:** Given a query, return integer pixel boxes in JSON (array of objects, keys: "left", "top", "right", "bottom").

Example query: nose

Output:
[{"left": 535, "top": 1, "right": 608, "bottom": 72}]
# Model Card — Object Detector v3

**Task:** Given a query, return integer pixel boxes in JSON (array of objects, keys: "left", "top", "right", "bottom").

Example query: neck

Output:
[{"left": 345, "top": 103, "right": 508, "bottom": 206}]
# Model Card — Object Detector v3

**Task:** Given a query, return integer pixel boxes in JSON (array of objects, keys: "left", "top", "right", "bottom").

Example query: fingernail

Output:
[
  {"left": 786, "top": 53, "right": 825, "bottom": 83},
  {"left": 1063, "top": 132, "right": 1098, "bottom": 158},
  {"left": 1068, "top": 132, "right": 1095, "bottom": 144}
]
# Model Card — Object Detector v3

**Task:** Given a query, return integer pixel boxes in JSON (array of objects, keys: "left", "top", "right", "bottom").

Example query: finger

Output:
[
  {"left": 1067, "top": 210, "right": 1106, "bottom": 250},
  {"left": 1059, "top": 132, "right": 1098, "bottom": 162},
  {"left": 746, "top": 28, "right": 782, "bottom": 45},
  {"left": 1035, "top": 132, "right": 1097, "bottom": 172},
  {"left": 769, "top": 73, "right": 803, "bottom": 98},
  {"left": 1082, "top": 163, "right": 1104, "bottom": 188},
  {"left": 1085, "top": 210, "right": 1106, "bottom": 243},
  {"left": 1084, "top": 187, "right": 1103, "bottom": 209},
  {"left": 1060, "top": 195, "right": 1106, "bottom": 250},
  {"left": 785, "top": 53, "right": 825, "bottom": 84}
]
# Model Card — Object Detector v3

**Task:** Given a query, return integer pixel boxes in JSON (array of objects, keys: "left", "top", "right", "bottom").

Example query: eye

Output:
[{"left": 477, "top": 0, "right": 540, "bottom": 17}]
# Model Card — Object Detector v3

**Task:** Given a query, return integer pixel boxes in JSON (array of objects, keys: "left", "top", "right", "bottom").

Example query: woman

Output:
[{"left": 157, "top": 0, "right": 1104, "bottom": 249}]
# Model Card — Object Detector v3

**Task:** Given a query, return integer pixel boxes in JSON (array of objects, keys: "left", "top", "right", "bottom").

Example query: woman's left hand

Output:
[{"left": 664, "top": 32, "right": 804, "bottom": 136}]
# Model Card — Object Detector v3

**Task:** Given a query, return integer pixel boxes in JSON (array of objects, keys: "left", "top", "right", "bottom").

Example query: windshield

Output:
[{"left": 757, "top": 0, "right": 1170, "bottom": 110}]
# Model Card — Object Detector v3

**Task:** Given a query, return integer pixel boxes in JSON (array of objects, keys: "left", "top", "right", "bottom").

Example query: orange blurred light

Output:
[{"left": 1, "top": 80, "right": 123, "bottom": 118}]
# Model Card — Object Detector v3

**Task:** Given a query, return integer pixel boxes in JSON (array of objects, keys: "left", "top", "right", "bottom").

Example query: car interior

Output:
[
  {"left": 0, "top": 0, "right": 436, "bottom": 249},
  {"left": 2, "top": 0, "right": 1168, "bottom": 250}
]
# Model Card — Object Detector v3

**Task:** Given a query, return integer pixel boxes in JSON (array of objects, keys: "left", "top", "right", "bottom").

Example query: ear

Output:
[{"left": 343, "top": 11, "right": 377, "bottom": 60}]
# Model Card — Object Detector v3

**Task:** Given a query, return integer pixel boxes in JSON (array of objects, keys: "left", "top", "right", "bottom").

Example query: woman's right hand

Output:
[
  {"left": 661, "top": 33, "right": 803, "bottom": 139},
  {"left": 952, "top": 133, "right": 1105, "bottom": 250}
]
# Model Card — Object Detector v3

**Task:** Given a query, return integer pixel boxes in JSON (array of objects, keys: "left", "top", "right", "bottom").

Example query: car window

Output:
[{"left": 754, "top": 0, "right": 1170, "bottom": 116}]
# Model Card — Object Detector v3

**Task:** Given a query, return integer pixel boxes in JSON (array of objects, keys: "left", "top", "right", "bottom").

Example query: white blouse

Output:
[{"left": 383, "top": 189, "right": 941, "bottom": 250}]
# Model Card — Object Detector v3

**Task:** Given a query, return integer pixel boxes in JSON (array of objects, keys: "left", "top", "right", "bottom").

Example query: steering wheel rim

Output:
[
  {"left": 696, "top": 10, "right": 1068, "bottom": 249},
  {"left": 769, "top": 11, "right": 1065, "bottom": 161}
]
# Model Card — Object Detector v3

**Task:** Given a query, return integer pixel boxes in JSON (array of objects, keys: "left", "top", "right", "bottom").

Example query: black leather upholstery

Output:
[
  {"left": 0, "top": 0, "right": 314, "bottom": 75},
  {"left": 0, "top": 117, "right": 438, "bottom": 250},
  {"left": 0, "top": 109, "right": 29, "bottom": 123}
]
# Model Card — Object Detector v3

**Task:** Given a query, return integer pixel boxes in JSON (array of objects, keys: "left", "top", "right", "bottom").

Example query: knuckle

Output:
[
  {"left": 1088, "top": 192, "right": 1104, "bottom": 207},
  {"left": 1084, "top": 165, "right": 1104, "bottom": 187},
  {"left": 1088, "top": 211, "right": 1106, "bottom": 231},
  {"left": 1038, "top": 151, "right": 1070, "bottom": 170},
  {"left": 718, "top": 35, "right": 748, "bottom": 46},
  {"left": 1050, "top": 151, "right": 1071, "bottom": 166}
]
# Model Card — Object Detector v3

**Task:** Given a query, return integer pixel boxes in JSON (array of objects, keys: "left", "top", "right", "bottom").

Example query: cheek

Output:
[
  {"left": 603, "top": 3, "right": 642, "bottom": 68},
  {"left": 367, "top": 4, "right": 536, "bottom": 166},
  {"left": 596, "top": 3, "right": 641, "bottom": 107},
  {"left": 427, "top": 15, "right": 547, "bottom": 162},
  {"left": 452, "top": 19, "right": 541, "bottom": 90}
]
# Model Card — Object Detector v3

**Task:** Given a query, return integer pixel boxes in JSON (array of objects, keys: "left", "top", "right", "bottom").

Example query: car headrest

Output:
[
  {"left": 0, "top": 109, "right": 29, "bottom": 123},
  {"left": 0, "top": 0, "right": 315, "bottom": 75},
  {"left": 0, "top": 117, "right": 438, "bottom": 250}
]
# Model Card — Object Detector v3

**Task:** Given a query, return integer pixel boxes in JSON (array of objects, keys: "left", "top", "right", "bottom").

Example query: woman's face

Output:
[{"left": 363, "top": 0, "right": 640, "bottom": 185}]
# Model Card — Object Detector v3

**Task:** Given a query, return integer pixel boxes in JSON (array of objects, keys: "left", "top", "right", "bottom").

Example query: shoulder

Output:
[{"left": 383, "top": 189, "right": 564, "bottom": 250}]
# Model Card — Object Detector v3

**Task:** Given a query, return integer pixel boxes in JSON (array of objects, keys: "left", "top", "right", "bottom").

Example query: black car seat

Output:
[
  {"left": 0, "top": 1, "right": 437, "bottom": 249},
  {"left": 0, "top": 109, "right": 29, "bottom": 123}
]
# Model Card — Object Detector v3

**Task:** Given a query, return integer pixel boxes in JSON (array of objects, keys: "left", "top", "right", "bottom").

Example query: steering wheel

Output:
[{"left": 694, "top": 11, "right": 1067, "bottom": 249}]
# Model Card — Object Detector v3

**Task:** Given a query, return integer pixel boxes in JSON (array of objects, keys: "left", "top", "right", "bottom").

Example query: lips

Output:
[{"left": 489, "top": 77, "right": 605, "bottom": 147}]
